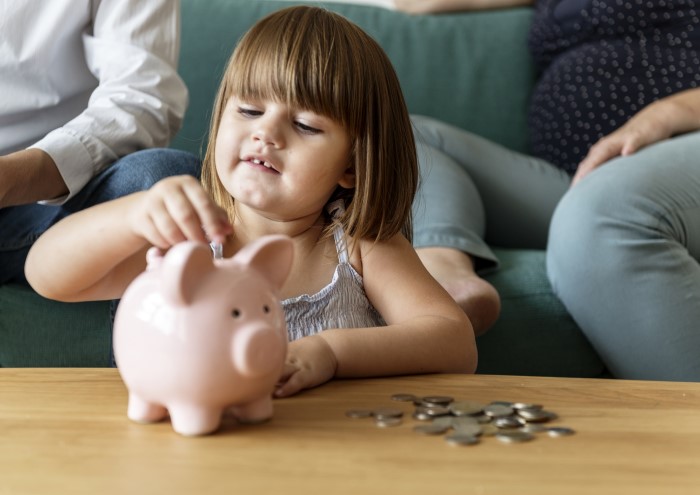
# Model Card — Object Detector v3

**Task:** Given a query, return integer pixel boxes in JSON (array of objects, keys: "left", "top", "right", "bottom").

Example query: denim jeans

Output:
[
  {"left": 0, "top": 148, "right": 201, "bottom": 285},
  {"left": 547, "top": 131, "right": 700, "bottom": 381},
  {"left": 411, "top": 114, "right": 700, "bottom": 381},
  {"left": 411, "top": 114, "right": 570, "bottom": 270}
]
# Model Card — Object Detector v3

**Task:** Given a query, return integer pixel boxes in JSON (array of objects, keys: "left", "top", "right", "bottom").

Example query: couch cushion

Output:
[
  {"left": 173, "top": 0, "right": 536, "bottom": 157},
  {"left": 0, "top": 251, "right": 604, "bottom": 376},
  {"left": 479, "top": 248, "right": 606, "bottom": 377},
  {"left": 0, "top": 284, "right": 112, "bottom": 367}
]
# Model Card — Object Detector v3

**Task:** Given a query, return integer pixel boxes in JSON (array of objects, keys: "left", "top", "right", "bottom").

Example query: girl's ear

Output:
[{"left": 337, "top": 165, "right": 355, "bottom": 189}]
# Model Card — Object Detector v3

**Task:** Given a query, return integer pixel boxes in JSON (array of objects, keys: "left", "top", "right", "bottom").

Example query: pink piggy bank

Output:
[{"left": 113, "top": 235, "right": 293, "bottom": 436}]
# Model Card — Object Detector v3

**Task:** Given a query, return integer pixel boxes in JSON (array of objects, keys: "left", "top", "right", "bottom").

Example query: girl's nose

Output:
[{"left": 253, "top": 118, "right": 284, "bottom": 148}]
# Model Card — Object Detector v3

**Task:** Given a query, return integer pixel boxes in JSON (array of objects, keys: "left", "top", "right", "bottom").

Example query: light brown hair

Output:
[{"left": 201, "top": 6, "right": 417, "bottom": 241}]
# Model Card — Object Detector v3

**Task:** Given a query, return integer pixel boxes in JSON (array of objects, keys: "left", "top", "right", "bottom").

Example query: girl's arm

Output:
[
  {"left": 275, "top": 233, "right": 477, "bottom": 397},
  {"left": 26, "top": 192, "right": 152, "bottom": 302},
  {"left": 393, "top": 0, "right": 533, "bottom": 14},
  {"left": 572, "top": 87, "right": 700, "bottom": 186},
  {"left": 25, "top": 175, "right": 232, "bottom": 302}
]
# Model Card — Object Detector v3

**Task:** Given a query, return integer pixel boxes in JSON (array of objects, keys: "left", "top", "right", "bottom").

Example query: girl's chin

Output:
[{"left": 232, "top": 195, "right": 280, "bottom": 214}]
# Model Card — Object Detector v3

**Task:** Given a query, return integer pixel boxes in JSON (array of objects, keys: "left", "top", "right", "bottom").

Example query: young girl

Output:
[{"left": 25, "top": 6, "right": 476, "bottom": 396}]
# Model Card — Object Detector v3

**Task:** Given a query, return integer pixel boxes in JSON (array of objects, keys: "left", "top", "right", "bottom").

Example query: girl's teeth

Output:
[{"left": 252, "top": 158, "right": 271, "bottom": 168}]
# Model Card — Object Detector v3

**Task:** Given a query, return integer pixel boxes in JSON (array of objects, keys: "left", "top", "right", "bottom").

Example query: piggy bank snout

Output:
[{"left": 232, "top": 323, "right": 286, "bottom": 378}]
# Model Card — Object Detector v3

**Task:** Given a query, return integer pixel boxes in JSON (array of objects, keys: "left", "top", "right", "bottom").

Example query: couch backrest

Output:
[{"left": 173, "top": 0, "right": 536, "bottom": 157}]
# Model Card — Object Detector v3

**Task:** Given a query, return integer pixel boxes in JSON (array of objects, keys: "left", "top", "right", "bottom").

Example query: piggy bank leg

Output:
[
  {"left": 168, "top": 404, "right": 223, "bottom": 436},
  {"left": 127, "top": 394, "right": 168, "bottom": 423},
  {"left": 228, "top": 396, "right": 273, "bottom": 424}
]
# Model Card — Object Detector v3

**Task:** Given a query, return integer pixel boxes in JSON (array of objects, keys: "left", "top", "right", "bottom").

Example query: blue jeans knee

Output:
[{"left": 0, "top": 148, "right": 201, "bottom": 284}]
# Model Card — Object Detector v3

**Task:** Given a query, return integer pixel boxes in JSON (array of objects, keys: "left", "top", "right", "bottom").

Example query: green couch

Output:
[{"left": 0, "top": 0, "right": 606, "bottom": 377}]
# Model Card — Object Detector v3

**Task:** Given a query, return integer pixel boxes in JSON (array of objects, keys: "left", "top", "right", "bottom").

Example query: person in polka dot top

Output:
[
  {"left": 397, "top": 0, "right": 700, "bottom": 381},
  {"left": 528, "top": 0, "right": 700, "bottom": 173}
]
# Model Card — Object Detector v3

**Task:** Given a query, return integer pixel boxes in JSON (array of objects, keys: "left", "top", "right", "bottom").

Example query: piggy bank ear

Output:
[
  {"left": 160, "top": 241, "right": 215, "bottom": 305},
  {"left": 145, "top": 247, "right": 165, "bottom": 271},
  {"left": 234, "top": 235, "right": 294, "bottom": 291}
]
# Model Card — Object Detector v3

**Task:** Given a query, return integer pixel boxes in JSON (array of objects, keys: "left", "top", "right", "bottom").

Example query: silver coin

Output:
[
  {"left": 432, "top": 416, "right": 455, "bottom": 429},
  {"left": 547, "top": 426, "right": 575, "bottom": 437},
  {"left": 412, "top": 410, "right": 433, "bottom": 421},
  {"left": 345, "top": 395, "right": 574, "bottom": 447},
  {"left": 414, "top": 423, "right": 449, "bottom": 435},
  {"left": 513, "top": 402, "right": 543, "bottom": 411},
  {"left": 373, "top": 407, "right": 404, "bottom": 419},
  {"left": 493, "top": 415, "right": 525, "bottom": 429},
  {"left": 490, "top": 401, "right": 514, "bottom": 407},
  {"left": 484, "top": 403, "right": 514, "bottom": 418},
  {"left": 211, "top": 242, "right": 223, "bottom": 260},
  {"left": 519, "top": 423, "right": 548, "bottom": 433},
  {"left": 375, "top": 417, "right": 402, "bottom": 428},
  {"left": 480, "top": 423, "right": 499, "bottom": 436},
  {"left": 345, "top": 409, "right": 373, "bottom": 419},
  {"left": 450, "top": 416, "right": 479, "bottom": 428},
  {"left": 448, "top": 400, "right": 486, "bottom": 416},
  {"left": 517, "top": 408, "right": 556, "bottom": 423},
  {"left": 422, "top": 395, "right": 454, "bottom": 406},
  {"left": 495, "top": 430, "right": 534, "bottom": 443},
  {"left": 543, "top": 411, "right": 559, "bottom": 421},
  {"left": 452, "top": 422, "right": 482, "bottom": 437},
  {"left": 418, "top": 405, "right": 451, "bottom": 417},
  {"left": 445, "top": 433, "right": 480, "bottom": 446},
  {"left": 391, "top": 393, "right": 418, "bottom": 402},
  {"left": 474, "top": 414, "right": 492, "bottom": 424}
]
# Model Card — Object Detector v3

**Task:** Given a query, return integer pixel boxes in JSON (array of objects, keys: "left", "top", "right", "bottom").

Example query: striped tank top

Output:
[{"left": 282, "top": 201, "right": 385, "bottom": 341}]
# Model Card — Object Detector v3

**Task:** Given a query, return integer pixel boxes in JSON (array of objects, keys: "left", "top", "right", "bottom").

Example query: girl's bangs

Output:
[{"left": 226, "top": 23, "right": 349, "bottom": 125}]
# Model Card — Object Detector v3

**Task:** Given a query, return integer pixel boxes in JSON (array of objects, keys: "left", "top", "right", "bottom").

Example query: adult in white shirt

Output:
[{"left": 0, "top": 0, "right": 199, "bottom": 284}]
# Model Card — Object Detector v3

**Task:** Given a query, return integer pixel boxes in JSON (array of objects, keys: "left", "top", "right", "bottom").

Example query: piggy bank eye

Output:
[
  {"left": 263, "top": 305, "right": 270, "bottom": 314},
  {"left": 231, "top": 309, "right": 241, "bottom": 318}
]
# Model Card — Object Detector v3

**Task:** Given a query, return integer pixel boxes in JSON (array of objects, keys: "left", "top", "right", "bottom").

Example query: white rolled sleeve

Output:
[{"left": 32, "top": 0, "right": 188, "bottom": 204}]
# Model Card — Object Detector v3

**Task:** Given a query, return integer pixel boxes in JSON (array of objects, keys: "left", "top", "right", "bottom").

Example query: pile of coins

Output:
[{"left": 345, "top": 393, "right": 575, "bottom": 447}]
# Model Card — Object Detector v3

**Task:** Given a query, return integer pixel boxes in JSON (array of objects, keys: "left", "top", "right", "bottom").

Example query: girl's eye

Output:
[
  {"left": 295, "top": 121, "right": 321, "bottom": 134},
  {"left": 238, "top": 107, "right": 262, "bottom": 118}
]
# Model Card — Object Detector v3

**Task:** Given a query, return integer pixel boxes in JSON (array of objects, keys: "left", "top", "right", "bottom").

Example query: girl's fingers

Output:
[
  {"left": 179, "top": 180, "right": 232, "bottom": 242},
  {"left": 151, "top": 211, "right": 190, "bottom": 246},
  {"left": 133, "top": 193, "right": 184, "bottom": 248},
  {"left": 275, "top": 363, "right": 303, "bottom": 398},
  {"left": 137, "top": 175, "right": 232, "bottom": 248},
  {"left": 139, "top": 217, "right": 171, "bottom": 249},
  {"left": 274, "top": 372, "right": 304, "bottom": 398},
  {"left": 162, "top": 185, "right": 208, "bottom": 243}
]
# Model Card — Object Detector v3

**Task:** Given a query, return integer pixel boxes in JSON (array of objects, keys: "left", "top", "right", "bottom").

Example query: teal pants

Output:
[{"left": 411, "top": 115, "right": 700, "bottom": 381}]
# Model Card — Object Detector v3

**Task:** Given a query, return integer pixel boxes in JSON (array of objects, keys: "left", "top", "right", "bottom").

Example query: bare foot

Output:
[{"left": 417, "top": 247, "right": 501, "bottom": 337}]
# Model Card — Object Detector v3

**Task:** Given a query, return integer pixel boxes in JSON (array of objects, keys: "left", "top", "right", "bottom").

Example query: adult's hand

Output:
[
  {"left": 572, "top": 88, "right": 700, "bottom": 186},
  {"left": 0, "top": 149, "right": 68, "bottom": 208},
  {"left": 393, "top": 0, "right": 533, "bottom": 14}
]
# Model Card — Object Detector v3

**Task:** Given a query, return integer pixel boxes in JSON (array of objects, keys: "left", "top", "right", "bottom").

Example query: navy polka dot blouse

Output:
[{"left": 528, "top": 0, "right": 700, "bottom": 173}]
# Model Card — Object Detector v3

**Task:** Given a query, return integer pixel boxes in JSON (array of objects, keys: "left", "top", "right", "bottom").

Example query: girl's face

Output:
[{"left": 215, "top": 96, "right": 354, "bottom": 223}]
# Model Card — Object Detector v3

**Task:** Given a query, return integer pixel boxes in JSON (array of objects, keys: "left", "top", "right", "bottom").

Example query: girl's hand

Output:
[
  {"left": 274, "top": 335, "right": 338, "bottom": 398},
  {"left": 129, "top": 175, "right": 232, "bottom": 249}
]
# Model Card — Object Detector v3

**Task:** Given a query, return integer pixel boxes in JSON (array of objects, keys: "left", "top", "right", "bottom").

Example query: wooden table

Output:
[{"left": 1, "top": 369, "right": 699, "bottom": 494}]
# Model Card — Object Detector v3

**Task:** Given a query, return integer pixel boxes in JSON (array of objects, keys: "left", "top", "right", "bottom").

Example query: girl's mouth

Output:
[
  {"left": 251, "top": 158, "right": 272, "bottom": 169},
  {"left": 247, "top": 157, "right": 279, "bottom": 173}
]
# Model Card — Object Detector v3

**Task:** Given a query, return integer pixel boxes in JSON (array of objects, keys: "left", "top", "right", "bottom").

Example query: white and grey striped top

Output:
[{"left": 282, "top": 201, "right": 385, "bottom": 341}]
